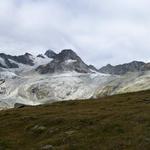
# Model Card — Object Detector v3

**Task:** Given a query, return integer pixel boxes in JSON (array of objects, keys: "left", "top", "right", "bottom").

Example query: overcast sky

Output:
[{"left": 0, "top": 0, "right": 150, "bottom": 67}]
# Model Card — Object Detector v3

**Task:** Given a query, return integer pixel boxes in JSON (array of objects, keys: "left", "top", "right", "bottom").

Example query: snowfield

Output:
[{"left": 0, "top": 69, "right": 150, "bottom": 110}]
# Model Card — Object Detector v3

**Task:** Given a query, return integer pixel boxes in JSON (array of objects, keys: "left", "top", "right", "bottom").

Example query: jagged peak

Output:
[
  {"left": 106, "top": 64, "right": 113, "bottom": 67},
  {"left": 88, "top": 65, "right": 98, "bottom": 71},
  {"left": 36, "top": 49, "right": 91, "bottom": 74},
  {"left": 60, "top": 49, "right": 76, "bottom": 53},
  {"left": 55, "top": 49, "right": 81, "bottom": 61},
  {"left": 45, "top": 49, "right": 55, "bottom": 53},
  {"left": 45, "top": 50, "right": 57, "bottom": 58},
  {"left": 60, "top": 49, "right": 78, "bottom": 56}
]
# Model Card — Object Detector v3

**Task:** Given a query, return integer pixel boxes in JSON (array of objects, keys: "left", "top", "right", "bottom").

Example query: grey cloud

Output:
[{"left": 0, "top": 0, "right": 150, "bottom": 68}]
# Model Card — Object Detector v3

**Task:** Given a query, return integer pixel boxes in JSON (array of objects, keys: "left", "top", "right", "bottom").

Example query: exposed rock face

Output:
[
  {"left": 0, "top": 53, "right": 34, "bottom": 68},
  {"left": 99, "top": 61, "right": 146, "bottom": 75},
  {"left": 14, "top": 53, "right": 34, "bottom": 66},
  {"left": 37, "top": 54, "right": 45, "bottom": 59},
  {"left": 36, "top": 49, "right": 91, "bottom": 74},
  {"left": 141, "top": 63, "right": 150, "bottom": 71},
  {"left": 0, "top": 79, "right": 5, "bottom": 85},
  {"left": 45, "top": 50, "right": 57, "bottom": 59},
  {"left": 88, "top": 65, "right": 98, "bottom": 72},
  {"left": 0, "top": 53, "right": 19, "bottom": 68},
  {"left": 14, "top": 103, "right": 30, "bottom": 108}
]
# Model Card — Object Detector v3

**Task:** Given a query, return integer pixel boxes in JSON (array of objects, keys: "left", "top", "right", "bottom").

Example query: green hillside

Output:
[{"left": 0, "top": 90, "right": 150, "bottom": 150}]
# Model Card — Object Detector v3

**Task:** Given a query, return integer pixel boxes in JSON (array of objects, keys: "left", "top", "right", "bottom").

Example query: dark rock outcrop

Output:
[
  {"left": 12, "top": 53, "right": 34, "bottom": 66},
  {"left": 37, "top": 54, "right": 45, "bottom": 58},
  {"left": 14, "top": 103, "right": 31, "bottom": 108},
  {"left": 141, "top": 63, "right": 150, "bottom": 71},
  {"left": 88, "top": 65, "right": 98, "bottom": 72},
  {"left": 0, "top": 53, "right": 19, "bottom": 68},
  {"left": 0, "top": 79, "right": 5, "bottom": 85}
]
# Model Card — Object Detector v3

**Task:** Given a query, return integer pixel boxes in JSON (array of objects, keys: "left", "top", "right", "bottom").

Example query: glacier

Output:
[{"left": 0, "top": 69, "right": 150, "bottom": 110}]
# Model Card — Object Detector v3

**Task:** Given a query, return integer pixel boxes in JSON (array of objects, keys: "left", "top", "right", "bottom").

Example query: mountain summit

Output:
[
  {"left": 45, "top": 50, "right": 57, "bottom": 58},
  {"left": 36, "top": 49, "right": 91, "bottom": 74}
]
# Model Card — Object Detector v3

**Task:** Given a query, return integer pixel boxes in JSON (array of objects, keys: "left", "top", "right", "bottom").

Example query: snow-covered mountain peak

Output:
[{"left": 36, "top": 49, "right": 92, "bottom": 74}]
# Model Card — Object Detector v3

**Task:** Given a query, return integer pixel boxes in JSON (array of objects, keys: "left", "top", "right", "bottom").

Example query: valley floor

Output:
[{"left": 0, "top": 90, "right": 150, "bottom": 150}]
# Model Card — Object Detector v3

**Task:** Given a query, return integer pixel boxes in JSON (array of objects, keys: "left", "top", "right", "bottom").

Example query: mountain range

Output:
[
  {"left": 0, "top": 49, "right": 149, "bottom": 74},
  {"left": 0, "top": 49, "right": 150, "bottom": 109}
]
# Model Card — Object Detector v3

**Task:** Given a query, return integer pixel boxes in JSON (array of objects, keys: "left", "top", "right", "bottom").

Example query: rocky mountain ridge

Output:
[
  {"left": 0, "top": 53, "right": 34, "bottom": 68},
  {"left": 0, "top": 49, "right": 95, "bottom": 74},
  {"left": 99, "top": 61, "right": 150, "bottom": 75},
  {"left": 1, "top": 49, "right": 150, "bottom": 75},
  {"left": 0, "top": 49, "right": 150, "bottom": 110}
]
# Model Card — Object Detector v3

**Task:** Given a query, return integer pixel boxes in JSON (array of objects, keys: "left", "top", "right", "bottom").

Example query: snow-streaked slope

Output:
[
  {"left": 0, "top": 71, "right": 18, "bottom": 79},
  {"left": 6, "top": 55, "right": 52, "bottom": 75},
  {"left": 0, "top": 57, "right": 7, "bottom": 67},
  {"left": 94, "top": 71, "right": 150, "bottom": 97}
]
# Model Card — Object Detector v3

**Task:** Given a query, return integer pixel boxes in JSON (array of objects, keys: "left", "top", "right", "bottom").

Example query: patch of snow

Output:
[
  {"left": 7, "top": 56, "right": 52, "bottom": 75},
  {"left": 0, "top": 57, "right": 7, "bottom": 67},
  {"left": 65, "top": 59, "right": 77, "bottom": 64},
  {"left": 0, "top": 71, "right": 18, "bottom": 79},
  {"left": 33, "top": 56, "right": 52, "bottom": 67}
]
